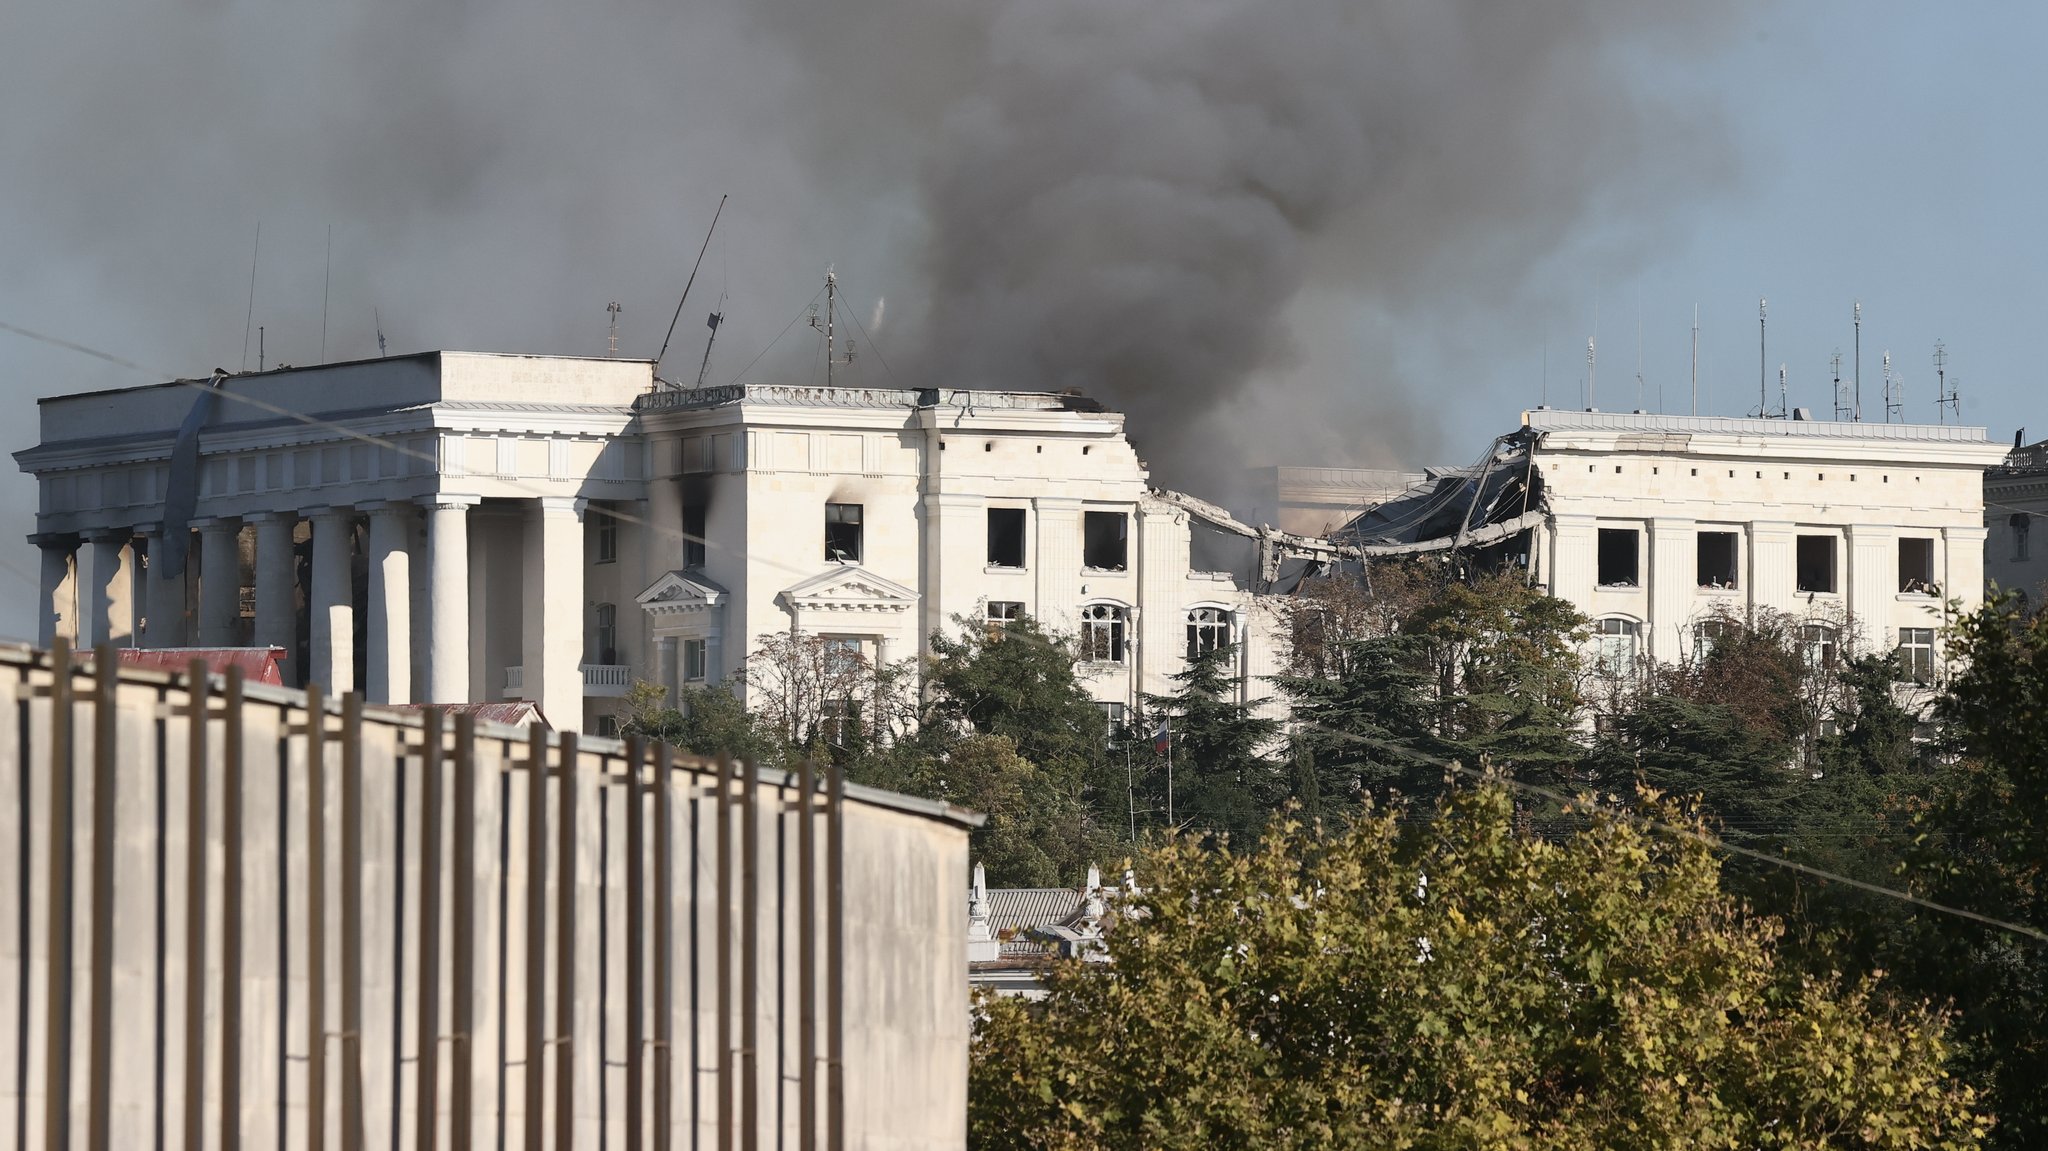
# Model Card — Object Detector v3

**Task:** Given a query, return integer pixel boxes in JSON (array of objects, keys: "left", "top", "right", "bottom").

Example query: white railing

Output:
[
  {"left": 581, "top": 663, "right": 633, "bottom": 697},
  {"left": 502, "top": 665, "right": 524, "bottom": 697}
]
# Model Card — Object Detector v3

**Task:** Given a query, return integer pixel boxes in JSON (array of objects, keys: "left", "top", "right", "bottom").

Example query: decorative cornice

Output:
[{"left": 777, "top": 565, "right": 920, "bottom": 614}]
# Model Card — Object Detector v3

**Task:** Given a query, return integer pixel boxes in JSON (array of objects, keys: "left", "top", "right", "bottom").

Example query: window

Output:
[
  {"left": 1079, "top": 604, "right": 1128, "bottom": 663},
  {"left": 2013, "top": 512, "right": 2032, "bottom": 561},
  {"left": 821, "top": 696, "right": 857, "bottom": 748},
  {"left": 595, "top": 715, "right": 621, "bottom": 739},
  {"left": 823, "top": 636, "right": 864, "bottom": 673},
  {"left": 1186, "top": 607, "right": 1232, "bottom": 660},
  {"left": 1691, "top": 618, "right": 1729, "bottom": 664},
  {"left": 1097, "top": 701, "right": 1127, "bottom": 744},
  {"left": 1593, "top": 617, "right": 1639, "bottom": 674},
  {"left": 593, "top": 603, "right": 617, "bottom": 664},
  {"left": 987, "top": 507, "right": 1027, "bottom": 568},
  {"left": 1800, "top": 624, "right": 1839, "bottom": 673},
  {"left": 985, "top": 600, "right": 1025, "bottom": 638},
  {"left": 1083, "top": 511, "right": 1128, "bottom": 571},
  {"left": 1696, "top": 531, "right": 1738, "bottom": 589},
  {"left": 1897, "top": 627, "right": 1936, "bottom": 684},
  {"left": 594, "top": 508, "right": 617, "bottom": 564},
  {"left": 681, "top": 475, "right": 708, "bottom": 568},
  {"left": 1597, "top": 528, "right": 1639, "bottom": 587},
  {"left": 824, "top": 503, "right": 863, "bottom": 563},
  {"left": 682, "top": 638, "right": 707, "bottom": 682},
  {"left": 1898, "top": 537, "right": 1936, "bottom": 594},
  {"left": 1796, "top": 535, "right": 1836, "bottom": 593}
]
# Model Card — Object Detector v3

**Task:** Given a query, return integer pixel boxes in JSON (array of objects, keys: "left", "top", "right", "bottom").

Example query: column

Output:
[
  {"left": 1748, "top": 520, "right": 1794, "bottom": 617},
  {"left": 308, "top": 507, "right": 357, "bottom": 693},
  {"left": 1647, "top": 517, "right": 1695, "bottom": 664},
  {"left": 139, "top": 524, "right": 191, "bottom": 647},
  {"left": 1548, "top": 514, "right": 1596, "bottom": 608},
  {"left": 33, "top": 533, "right": 79, "bottom": 648},
  {"left": 424, "top": 496, "right": 478, "bottom": 704},
  {"left": 1032, "top": 497, "right": 1083, "bottom": 632},
  {"left": 522, "top": 497, "right": 585, "bottom": 727},
  {"left": 1844, "top": 524, "right": 1893, "bottom": 656},
  {"left": 249, "top": 513, "right": 298, "bottom": 684},
  {"left": 195, "top": 518, "right": 243, "bottom": 647},
  {"left": 85, "top": 529, "right": 136, "bottom": 648},
  {"left": 922, "top": 491, "right": 983, "bottom": 655},
  {"left": 655, "top": 635, "right": 678, "bottom": 706},
  {"left": 364, "top": 501, "right": 416, "bottom": 704}
]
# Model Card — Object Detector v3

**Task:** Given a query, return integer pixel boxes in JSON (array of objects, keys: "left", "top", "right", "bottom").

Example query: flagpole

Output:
[{"left": 1165, "top": 724, "right": 1174, "bottom": 828}]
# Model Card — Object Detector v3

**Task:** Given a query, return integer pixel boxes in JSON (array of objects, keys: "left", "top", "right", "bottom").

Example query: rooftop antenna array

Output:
[
  {"left": 1883, "top": 350, "right": 1901, "bottom": 423},
  {"left": 1832, "top": 350, "right": 1849, "bottom": 421},
  {"left": 1757, "top": 297, "right": 1769, "bottom": 418},
  {"left": 1853, "top": 301, "right": 1862, "bottom": 420},
  {"left": 810, "top": 269, "right": 856, "bottom": 387},
  {"left": 1934, "top": 340, "right": 1960, "bottom": 424},
  {"left": 607, "top": 301, "right": 621, "bottom": 358}
]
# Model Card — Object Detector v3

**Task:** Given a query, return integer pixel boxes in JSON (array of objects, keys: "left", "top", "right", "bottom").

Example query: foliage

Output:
[
  {"left": 925, "top": 611, "right": 1114, "bottom": 791},
  {"left": 619, "top": 679, "right": 776, "bottom": 763},
  {"left": 1141, "top": 644, "right": 1282, "bottom": 840},
  {"left": 889, "top": 733, "right": 1108, "bottom": 889},
  {"left": 736, "top": 630, "right": 917, "bottom": 759},
  {"left": 969, "top": 779, "right": 1987, "bottom": 1150},
  {"left": 1277, "top": 632, "right": 1442, "bottom": 803}
]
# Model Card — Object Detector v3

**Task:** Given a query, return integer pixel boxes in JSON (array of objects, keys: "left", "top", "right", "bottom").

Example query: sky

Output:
[{"left": 0, "top": 1, "right": 2042, "bottom": 639}]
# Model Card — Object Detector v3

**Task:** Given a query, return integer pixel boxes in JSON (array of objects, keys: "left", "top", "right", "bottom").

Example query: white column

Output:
[
  {"left": 364, "top": 502, "right": 416, "bottom": 704},
  {"left": 1845, "top": 524, "right": 1893, "bottom": 656},
  {"left": 1548, "top": 514, "right": 1597, "bottom": 609},
  {"left": 33, "top": 533, "right": 79, "bottom": 648},
  {"left": 424, "top": 496, "right": 478, "bottom": 704},
  {"left": 249, "top": 513, "right": 298, "bottom": 684},
  {"left": 1647, "top": 517, "right": 1695, "bottom": 664},
  {"left": 308, "top": 507, "right": 357, "bottom": 693},
  {"left": 655, "top": 635, "right": 678, "bottom": 706},
  {"left": 139, "top": 524, "right": 191, "bottom": 648},
  {"left": 86, "top": 529, "right": 136, "bottom": 648},
  {"left": 522, "top": 497, "right": 585, "bottom": 727},
  {"left": 1032, "top": 497, "right": 1083, "bottom": 632},
  {"left": 195, "top": 518, "right": 243, "bottom": 647}
]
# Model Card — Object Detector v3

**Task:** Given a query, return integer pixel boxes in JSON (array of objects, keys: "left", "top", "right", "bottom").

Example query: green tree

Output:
[
  {"left": 894, "top": 733, "right": 1107, "bottom": 888},
  {"left": 619, "top": 680, "right": 776, "bottom": 763},
  {"left": 970, "top": 779, "right": 1988, "bottom": 1149},
  {"left": 925, "top": 611, "right": 1112, "bottom": 789},
  {"left": 1142, "top": 644, "right": 1281, "bottom": 840},
  {"left": 1278, "top": 632, "right": 1442, "bottom": 805}
]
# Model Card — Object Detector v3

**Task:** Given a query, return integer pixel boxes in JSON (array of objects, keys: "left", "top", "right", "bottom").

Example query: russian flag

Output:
[{"left": 1152, "top": 716, "right": 1170, "bottom": 756}]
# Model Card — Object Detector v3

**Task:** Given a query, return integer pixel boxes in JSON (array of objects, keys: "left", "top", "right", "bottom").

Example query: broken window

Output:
[
  {"left": 1898, "top": 537, "right": 1937, "bottom": 594},
  {"left": 824, "top": 503, "right": 863, "bottom": 563},
  {"left": 1187, "top": 607, "right": 1232, "bottom": 660},
  {"left": 1796, "top": 535, "right": 1836, "bottom": 593},
  {"left": 1593, "top": 617, "right": 1639, "bottom": 674},
  {"left": 1696, "top": 531, "right": 1738, "bottom": 589},
  {"left": 683, "top": 638, "right": 707, "bottom": 682},
  {"left": 595, "top": 508, "right": 617, "bottom": 564},
  {"left": 987, "top": 507, "right": 1027, "bottom": 568},
  {"left": 1800, "top": 624, "right": 1838, "bottom": 673},
  {"left": 1078, "top": 603, "right": 1128, "bottom": 662},
  {"left": 681, "top": 475, "right": 709, "bottom": 568},
  {"left": 1083, "top": 511, "right": 1128, "bottom": 571},
  {"left": 985, "top": 600, "right": 1024, "bottom": 639},
  {"left": 1896, "top": 627, "right": 1936, "bottom": 684},
  {"left": 1596, "top": 528, "right": 1639, "bottom": 587}
]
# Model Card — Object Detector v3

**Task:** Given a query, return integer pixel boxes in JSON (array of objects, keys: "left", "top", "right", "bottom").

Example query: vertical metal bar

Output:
[
  {"left": 714, "top": 758, "right": 732, "bottom": 1151},
  {"left": 44, "top": 638, "right": 74, "bottom": 1151},
  {"left": 825, "top": 763, "right": 843, "bottom": 1151},
  {"left": 338, "top": 694, "right": 365, "bottom": 1151},
  {"left": 305, "top": 685, "right": 328, "bottom": 1151},
  {"left": 623, "top": 739, "right": 645, "bottom": 1151},
  {"left": 221, "top": 665, "right": 245, "bottom": 1151},
  {"left": 183, "top": 659, "right": 209, "bottom": 1151},
  {"left": 797, "top": 760, "right": 815, "bottom": 1151},
  {"left": 554, "top": 734, "right": 578, "bottom": 1151},
  {"left": 417, "top": 709, "right": 446, "bottom": 1151},
  {"left": 84, "top": 646, "right": 116, "bottom": 1151},
  {"left": 450, "top": 714, "right": 476, "bottom": 1151},
  {"left": 523, "top": 725, "right": 546, "bottom": 1151},
  {"left": 652, "top": 744, "right": 673, "bottom": 1151},
  {"left": 739, "top": 762, "right": 757, "bottom": 1151}
]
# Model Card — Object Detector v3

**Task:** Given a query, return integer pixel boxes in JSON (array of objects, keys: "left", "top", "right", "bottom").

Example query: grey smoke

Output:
[{"left": 0, "top": 0, "right": 1744, "bottom": 604}]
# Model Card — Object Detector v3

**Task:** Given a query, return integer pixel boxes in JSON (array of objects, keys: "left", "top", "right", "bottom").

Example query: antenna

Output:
[
  {"left": 258, "top": 326, "right": 265, "bottom": 373},
  {"left": 1779, "top": 363, "right": 1788, "bottom": 419},
  {"left": 320, "top": 224, "right": 332, "bottom": 364},
  {"left": 1934, "top": 340, "right": 1959, "bottom": 423},
  {"left": 1541, "top": 341, "right": 1548, "bottom": 407},
  {"left": 1635, "top": 313, "right": 1645, "bottom": 411},
  {"left": 1691, "top": 305, "right": 1699, "bottom": 416},
  {"left": 810, "top": 269, "right": 856, "bottom": 387},
  {"left": 694, "top": 294, "right": 726, "bottom": 389},
  {"left": 1852, "top": 300, "right": 1862, "bottom": 421},
  {"left": 1585, "top": 335, "right": 1596, "bottom": 408},
  {"left": 1831, "top": 351, "right": 1846, "bottom": 420},
  {"left": 1758, "top": 297, "right": 1768, "bottom": 417},
  {"left": 374, "top": 308, "right": 387, "bottom": 357},
  {"left": 607, "top": 301, "right": 621, "bottom": 358},
  {"left": 656, "top": 194, "right": 729, "bottom": 376},
  {"left": 1883, "top": 350, "right": 1901, "bottom": 423},
  {"left": 240, "top": 222, "right": 260, "bottom": 373}
]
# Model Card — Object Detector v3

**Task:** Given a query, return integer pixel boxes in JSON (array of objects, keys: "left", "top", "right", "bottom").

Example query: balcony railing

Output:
[
  {"left": 502, "top": 664, "right": 634, "bottom": 698},
  {"left": 502, "top": 665, "right": 524, "bottom": 698}
]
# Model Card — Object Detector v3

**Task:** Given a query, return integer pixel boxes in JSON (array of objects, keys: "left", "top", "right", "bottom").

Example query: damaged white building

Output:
[{"left": 17, "top": 351, "right": 1291, "bottom": 735}]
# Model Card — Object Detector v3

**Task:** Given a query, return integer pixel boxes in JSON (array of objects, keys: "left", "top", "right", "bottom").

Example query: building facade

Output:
[
  {"left": 1984, "top": 434, "right": 2048, "bottom": 609},
  {"left": 1520, "top": 409, "right": 2009, "bottom": 680},
  {"left": 17, "top": 353, "right": 1285, "bottom": 734}
]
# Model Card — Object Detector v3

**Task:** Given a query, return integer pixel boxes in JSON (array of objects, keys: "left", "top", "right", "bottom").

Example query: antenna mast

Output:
[
  {"left": 1779, "top": 363, "right": 1788, "bottom": 419},
  {"left": 1934, "top": 340, "right": 1959, "bottom": 423},
  {"left": 1852, "top": 300, "right": 1862, "bottom": 421},
  {"left": 374, "top": 308, "right": 387, "bottom": 357},
  {"left": 1635, "top": 315, "right": 1645, "bottom": 412},
  {"left": 1831, "top": 351, "right": 1847, "bottom": 420},
  {"left": 1585, "top": 336, "right": 1596, "bottom": 408},
  {"left": 1758, "top": 297, "right": 1768, "bottom": 417},
  {"left": 1691, "top": 305, "right": 1699, "bottom": 416},
  {"left": 1883, "top": 350, "right": 1901, "bottom": 423},
  {"left": 655, "top": 194, "right": 730, "bottom": 380},
  {"left": 809, "top": 270, "right": 855, "bottom": 387},
  {"left": 607, "top": 301, "right": 621, "bottom": 358},
  {"left": 694, "top": 295, "right": 726, "bottom": 389}
]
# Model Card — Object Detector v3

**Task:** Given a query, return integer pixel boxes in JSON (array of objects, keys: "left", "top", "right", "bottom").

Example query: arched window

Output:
[
  {"left": 1593, "top": 617, "right": 1638, "bottom": 674},
  {"left": 1800, "top": 624, "right": 1839, "bottom": 673},
  {"left": 1079, "top": 603, "right": 1128, "bottom": 663},
  {"left": 1186, "top": 606, "right": 1232, "bottom": 660}
]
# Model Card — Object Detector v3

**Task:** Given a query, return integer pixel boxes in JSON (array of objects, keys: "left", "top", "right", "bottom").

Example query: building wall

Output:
[{"left": 1985, "top": 466, "right": 2048, "bottom": 607}]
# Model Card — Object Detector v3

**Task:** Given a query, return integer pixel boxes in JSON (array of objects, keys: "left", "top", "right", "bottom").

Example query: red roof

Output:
[{"left": 116, "top": 647, "right": 286, "bottom": 685}]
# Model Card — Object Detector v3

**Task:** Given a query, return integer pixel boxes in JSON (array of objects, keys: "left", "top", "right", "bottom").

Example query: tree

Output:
[
  {"left": 895, "top": 733, "right": 1107, "bottom": 888},
  {"left": 970, "top": 779, "right": 1987, "bottom": 1150},
  {"left": 1278, "top": 632, "right": 1442, "bottom": 805},
  {"left": 619, "top": 679, "right": 776, "bottom": 764},
  {"left": 1142, "top": 644, "right": 1281, "bottom": 840},
  {"left": 925, "top": 611, "right": 1112, "bottom": 790},
  {"left": 736, "top": 630, "right": 916, "bottom": 759}
]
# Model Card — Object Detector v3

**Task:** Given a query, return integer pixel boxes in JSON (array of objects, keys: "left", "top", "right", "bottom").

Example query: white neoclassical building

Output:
[{"left": 17, "top": 352, "right": 1286, "bottom": 733}]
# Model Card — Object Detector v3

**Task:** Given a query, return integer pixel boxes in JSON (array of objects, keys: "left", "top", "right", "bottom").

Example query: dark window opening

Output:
[
  {"left": 1083, "top": 511, "right": 1128, "bottom": 571},
  {"left": 1897, "top": 627, "right": 1936, "bottom": 684},
  {"left": 2012, "top": 513, "right": 2032, "bottom": 561},
  {"left": 987, "top": 507, "right": 1027, "bottom": 568},
  {"left": 1697, "top": 531, "right": 1738, "bottom": 589},
  {"left": 1187, "top": 607, "right": 1232, "bottom": 660},
  {"left": 595, "top": 508, "right": 617, "bottom": 564},
  {"left": 681, "top": 475, "right": 709, "bottom": 569},
  {"left": 825, "top": 502, "right": 863, "bottom": 563},
  {"left": 1596, "top": 528, "right": 1639, "bottom": 587},
  {"left": 1898, "top": 537, "right": 1936, "bottom": 594},
  {"left": 683, "top": 638, "right": 707, "bottom": 682},
  {"left": 593, "top": 603, "right": 617, "bottom": 665},
  {"left": 1796, "top": 535, "right": 1836, "bottom": 593},
  {"left": 1098, "top": 702, "right": 1127, "bottom": 744}
]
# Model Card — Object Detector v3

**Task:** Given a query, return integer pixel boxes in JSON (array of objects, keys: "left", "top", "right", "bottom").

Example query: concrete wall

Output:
[{"left": 0, "top": 644, "right": 974, "bottom": 1149}]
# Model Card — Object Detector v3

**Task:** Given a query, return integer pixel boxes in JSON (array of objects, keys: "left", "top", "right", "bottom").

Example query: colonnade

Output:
[{"left": 31, "top": 495, "right": 504, "bottom": 707}]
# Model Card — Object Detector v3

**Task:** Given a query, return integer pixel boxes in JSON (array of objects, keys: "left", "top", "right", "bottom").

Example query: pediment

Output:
[
  {"left": 635, "top": 570, "right": 730, "bottom": 615},
  {"left": 778, "top": 565, "right": 920, "bottom": 614}
]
